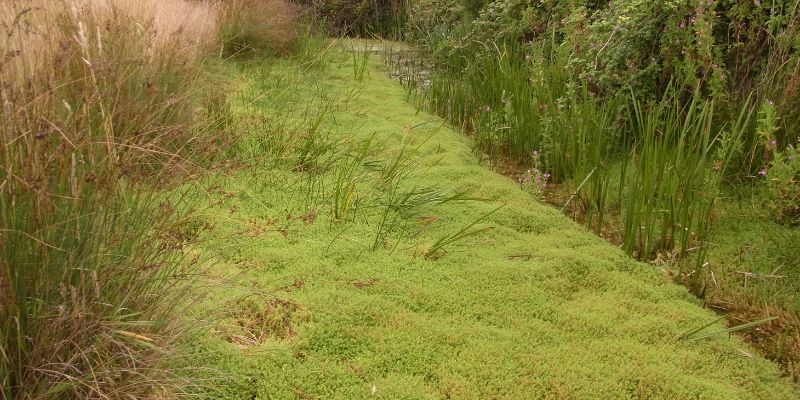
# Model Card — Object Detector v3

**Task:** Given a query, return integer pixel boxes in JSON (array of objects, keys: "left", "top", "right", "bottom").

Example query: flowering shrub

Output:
[
  {"left": 574, "top": 0, "right": 724, "bottom": 97},
  {"left": 519, "top": 150, "right": 550, "bottom": 197},
  {"left": 765, "top": 141, "right": 800, "bottom": 225},
  {"left": 408, "top": 1, "right": 799, "bottom": 104}
]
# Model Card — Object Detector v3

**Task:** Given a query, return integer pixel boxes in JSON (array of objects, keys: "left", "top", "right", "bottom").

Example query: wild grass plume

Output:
[{"left": 0, "top": 0, "right": 260, "bottom": 397}]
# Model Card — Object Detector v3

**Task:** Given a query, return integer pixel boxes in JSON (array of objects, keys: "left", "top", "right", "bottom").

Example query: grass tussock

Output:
[{"left": 0, "top": 0, "right": 275, "bottom": 397}]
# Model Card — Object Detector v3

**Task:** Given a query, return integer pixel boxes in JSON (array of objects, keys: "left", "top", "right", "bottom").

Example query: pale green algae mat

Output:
[{"left": 192, "top": 47, "right": 800, "bottom": 399}]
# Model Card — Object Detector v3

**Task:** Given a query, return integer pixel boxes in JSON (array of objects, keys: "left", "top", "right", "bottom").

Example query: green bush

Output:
[
  {"left": 574, "top": 0, "right": 722, "bottom": 97},
  {"left": 300, "top": 0, "right": 410, "bottom": 37},
  {"left": 408, "top": 1, "right": 799, "bottom": 106},
  {"left": 765, "top": 141, "right": 800, "bottom": 225}
]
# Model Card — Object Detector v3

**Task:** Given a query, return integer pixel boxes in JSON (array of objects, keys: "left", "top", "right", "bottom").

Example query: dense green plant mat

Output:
[{"left": 190, "top": 49, "right": 799, "bottom": 399}]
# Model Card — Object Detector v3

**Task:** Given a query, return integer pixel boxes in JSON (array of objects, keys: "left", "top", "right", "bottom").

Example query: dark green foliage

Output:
[
  {"left": 407, "top": 0, "right": 799, "bottom": 130},
  {"left": 765, "top": 141, "right": 800, "bottom": 225},
  {"left": 299, "top": 0, "right": 411, "bottom": 38}
]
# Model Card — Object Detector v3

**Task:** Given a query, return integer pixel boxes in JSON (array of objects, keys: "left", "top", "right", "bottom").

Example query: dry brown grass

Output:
[
  {"left": 1, "top": 0, "right": 220, "bottom": 88},
  {"left": 0, "top": 1, "right": 229, "bottom": 398},
  {"left": 219, "top": 0, "right": 299, "bottom": 57},
  {"left": 1, "top": 0, "right": 306, "bottom": 396}
]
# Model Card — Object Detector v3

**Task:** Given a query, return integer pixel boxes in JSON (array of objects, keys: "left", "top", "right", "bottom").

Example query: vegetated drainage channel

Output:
[
  {"left": 378, "top": 46, "right": 797, "bottom": 380},
  {"left": 385, "top": 48, "right": 431, "bottom": 90},
  {"left": 346, "top": 42, "right": 431, "bottom": 90}
]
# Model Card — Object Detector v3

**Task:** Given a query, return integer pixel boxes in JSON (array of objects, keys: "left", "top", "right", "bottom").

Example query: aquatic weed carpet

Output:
[{"left": 192, "top": 51, "right": 799, "bottom": 399}]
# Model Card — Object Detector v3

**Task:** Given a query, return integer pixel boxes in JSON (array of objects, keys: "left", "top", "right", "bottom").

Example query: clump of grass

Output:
[
  {"left": 622, "top": 91, "right": 717, "bottom": 262},
  {"left": 332, "top": 136, "right": 374, "bottom": 220},
  {"left": 423, "top": 205, "right": 503, "bottom": 259},
  {"left": 351, "top": 40, "right": 373, "bottom": 81},
  {"left": 0, "top": 0, "right": 234, "bottom": 397},
  {"left": 620, "top": 90, "right": 754, "bottom": 268}
]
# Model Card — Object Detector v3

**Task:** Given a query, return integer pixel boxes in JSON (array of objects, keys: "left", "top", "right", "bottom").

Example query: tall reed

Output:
[{"left": 391, "top": 37, "right": 756, "bottom": 264}]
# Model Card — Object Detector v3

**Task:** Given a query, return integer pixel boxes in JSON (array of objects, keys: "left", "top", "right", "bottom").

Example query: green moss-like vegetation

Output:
[{"left": 188, "top": 45, "right": 799, "bottom": 399}]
